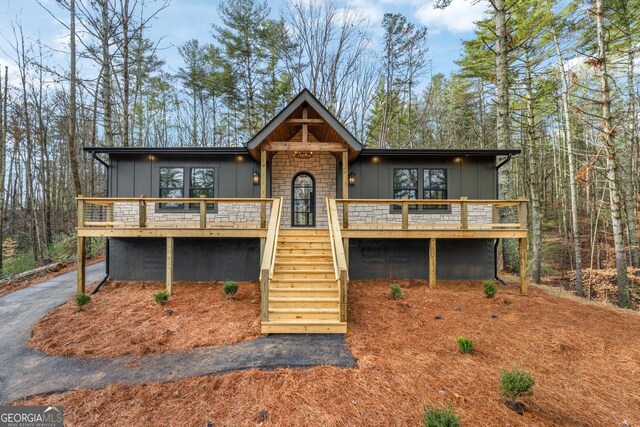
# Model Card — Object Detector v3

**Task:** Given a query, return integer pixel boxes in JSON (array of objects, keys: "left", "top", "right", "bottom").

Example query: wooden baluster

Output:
[{"left": 460, "top": 196, "right": 468, "bottom": 229}]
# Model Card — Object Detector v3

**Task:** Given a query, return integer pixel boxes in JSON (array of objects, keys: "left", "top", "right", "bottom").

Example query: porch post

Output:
[
  {"left": 260, "top": 150, "right": 267, "bottom": 264},
  {"left": 519, "top": 237, "right": 528, "bottom": 295},
  {"left": 342, "top": 151, "right": 349, "bottom": 266},
  {"left": 429, "top": 238, "right": 436, "bottom": 289},
  {"left": 166, "top": 237, "right": 174, "bottom": 295},
  {"left": 76, "top": 197, "right": 85, "bottom": 294}
]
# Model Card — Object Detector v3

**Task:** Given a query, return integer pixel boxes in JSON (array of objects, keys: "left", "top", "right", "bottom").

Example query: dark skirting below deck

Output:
[
  {"left": 109, "top": 237, "right": 261, "bottom": 282},
  {"left": 348, "top": 238, "right": 495, "bottom": 280}
]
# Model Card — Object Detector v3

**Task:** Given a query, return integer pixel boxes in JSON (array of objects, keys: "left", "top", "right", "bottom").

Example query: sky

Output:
[{"left": 0, "top": 0, "right": 490, "bottom": 82}]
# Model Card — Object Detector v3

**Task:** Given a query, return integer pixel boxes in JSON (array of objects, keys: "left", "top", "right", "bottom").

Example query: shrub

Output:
[
  {"left": 483, "top": 280, "right": 497, "bottom": 298},
  {"left": 500, "top": 367, "right": 535, "bottom": 404},
  {"left": 223, "top": 281, "right": 239, "bottom": 297},
  {"left": 423, "top": 403, "right": 460, "bottom": 427},
  {"left": 75, "top": 293, "right": 91, "bottom": 310},
  {"left": 390, "top": 283, "right": 404, "bottom": 299},
  {"left": 457, "top": 337, "right": 474, "bottom": 354},
  {"left": 153, "top": 290, "right": 170, "bottom": 305}
]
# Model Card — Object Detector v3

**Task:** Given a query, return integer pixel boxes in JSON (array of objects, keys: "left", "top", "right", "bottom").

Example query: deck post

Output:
[
  {"left": 260, "top": 150, "right": 267, "bottom": 228},
  {"left": 492, "top": 204, "right": 499, "bottom": 229},
  {"left": 460, "top": 196, "right": 468, "bottom": 229},
  {"left": 339, "top": 269, "right": 348, "bottom": 322},
  {"left": 166, "top": 237, "right": 174, "bottom": 295},
  {"left": 76, "top": 236, "right": 85, "bottom": 294},
  {"left": 519, "top": 201, "right": 528, "bottom": 229},
  {"left": 429, "top": 238, "right": 436, "bottom": 289},
  {"left": 341, "top": 152, "right": 350, "bottom": 266},
  {"left": 519, "top": 237, "right": 528, "bottom": 295},
  {"left": 199, "top": 196, "right": 207, "bottom": 229},
  {"left": 138, "top": 195, "right": 146, "bottom": 228},
  {"left": 401, "top": 198, "right": 409, "bottom": 230},
  {"left": 261, "top": 269, "right": 269, "bottom": 322},
  {"left": 76, "top": 197, "right": 86, "bottom": 294}
]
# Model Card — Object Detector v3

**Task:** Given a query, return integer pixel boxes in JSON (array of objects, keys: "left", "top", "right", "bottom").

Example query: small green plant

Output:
[
  {"left": 483, "top": 280, "right": 497, "bottom": 298},
  {"left": 390, "top": 283, "right": 404, "bottom": 299},
  {"left": 423, "top": 403, "right": 460, "bottom": 427},
  {"left": 500, "top": 367, "right": 535, "bottom": 408},
  {"left": 457, "top": 337, "right": 474, "bottom": 354},
  {"left": 153, "top": 290, "right": 170, "bottom": 305},
  {"left": 223, "top": 281, "right": 239, "bottom": 298},
  {"left": 75, "top": 292, "right": 91, "bottom": 310}
]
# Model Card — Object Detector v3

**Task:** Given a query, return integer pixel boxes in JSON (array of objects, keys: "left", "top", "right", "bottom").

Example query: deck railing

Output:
[
  {"left": 334, "top": 198, "right": 529, "bottom": 231},
  {"left": 77, "top": 196, "right": 274, "bottom": 230},
  {"left": 327, "top": 198, "right": 349, "bottom": 322},
  {"left": 259, "top": 198, "right": 283, "bottom": 323}
]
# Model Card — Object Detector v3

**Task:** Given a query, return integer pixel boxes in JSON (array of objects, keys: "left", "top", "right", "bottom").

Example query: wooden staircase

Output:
[{"left": 261, "top": 228, "right": 347, "bottom": 334}]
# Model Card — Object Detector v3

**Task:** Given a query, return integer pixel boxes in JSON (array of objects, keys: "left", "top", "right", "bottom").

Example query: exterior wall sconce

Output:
[
  {"left": 348, "top": 172, "right": 356, "bottom": 186},
  {"left": 252, "top": 171, "right": 260, "bottom": 185}
]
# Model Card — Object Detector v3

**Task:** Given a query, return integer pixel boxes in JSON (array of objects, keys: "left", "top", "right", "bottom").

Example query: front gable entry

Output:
[{"left": 246, "top": 89, "right": 362, "bottom": 161}]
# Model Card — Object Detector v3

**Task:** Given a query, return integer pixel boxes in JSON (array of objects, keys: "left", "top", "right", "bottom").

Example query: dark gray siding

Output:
[
  {"left": 108, "top": 153, "right": 263, "bottom": 198},
  {"left": 109, "top": 238, "right": 260, "bottom": 281},
  {"left": 106, "top": 151, "right": 498, "bottom": 282},
  {"left": 107, "top": 153, "right": 263, "bottom": 282},
  {"left": 348, "top": 239, "right": 494, "bottom": 280},
  {"left": 344, "top": 155, "right": 497, "bottom": 281},
  {"left": 343, "top": 155, "right": 497, "bottom": 199}
]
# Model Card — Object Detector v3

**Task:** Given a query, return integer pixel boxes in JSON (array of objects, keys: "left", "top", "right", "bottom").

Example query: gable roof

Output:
[{"left": 246, "top": 89, "right": 363, "bottom": 156}]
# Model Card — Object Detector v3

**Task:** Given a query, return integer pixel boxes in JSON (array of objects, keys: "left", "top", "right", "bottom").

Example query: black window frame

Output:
[
  {"left": 390, "top": 166, "right": 450, "bottom": 214},
  {"left": 423, "top": 168, "right": 448, "bottom": 211},
  {"left": 158, "top": 167, "right": 185, "bottom": 209},
  {"left": 157, "top": 166, "right": 217, "bottom": 212},
  {"left": 188, "top": 167, "right": 216, "bottom": 211},
  {"left": 392, "top": 168, "right": 419, "bottom": 210}
]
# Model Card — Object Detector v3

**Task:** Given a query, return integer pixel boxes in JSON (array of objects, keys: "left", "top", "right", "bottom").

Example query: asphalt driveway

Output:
[{"left": 0, "top": 262, "right": 356, "bottom": 402}]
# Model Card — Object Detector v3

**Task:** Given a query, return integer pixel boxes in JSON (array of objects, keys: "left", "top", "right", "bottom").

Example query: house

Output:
[{"left": 78, "top": 89, "right": 528, "bottom": 333}]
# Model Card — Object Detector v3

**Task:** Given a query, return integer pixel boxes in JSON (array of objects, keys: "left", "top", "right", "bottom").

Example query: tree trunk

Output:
[
  {"left": 101, "top": 0, "right": 114, "bottom": 146},
  {"left": 553, "top": 30, "right": 583, "bottom": 296},
  {"left": 594, "top": 0, "right": 630, "bottom": 307},
  {"left": 524, "top": 57, "right": 541, "bottom": 284},
  {"left": 69, "top": 0, "right": 82, "bottom": 196}
]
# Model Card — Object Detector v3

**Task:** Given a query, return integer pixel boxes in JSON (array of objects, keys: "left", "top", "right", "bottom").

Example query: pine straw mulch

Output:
[
  {"left": 0, "top": 257, "right": 104, "bottom": 298},
  {"left": 15, "top": 280, "right": 640, "bottom": 426},
  {"left": 29, "top": 280, "right": 261, "bottom": 357},
  {"left": 568, "top": 267, "right": 640, "bottom": 308}
]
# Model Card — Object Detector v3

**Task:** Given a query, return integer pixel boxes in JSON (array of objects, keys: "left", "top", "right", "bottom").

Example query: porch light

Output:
[
  {"left": 348, "top": 172, "right": 356, "bottom": 186},
  {"left": 252, "top": 171, "right": 260, "bottom": 185},
  {"left": 295, "top": 151, "right": 313, "bottom": 159}
]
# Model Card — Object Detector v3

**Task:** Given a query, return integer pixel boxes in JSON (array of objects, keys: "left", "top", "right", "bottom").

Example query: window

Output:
[
  {"left": 393, "top": 169, "right": 418, "bottom": 210},
  {"left": 393, "top": 169, "right": 418, "bottom": 200},
  {"left": 159, "top": 167, "right": 184, "bottom": 208},
  {"left": 423, "top": 168, "right": 448, "bottom": 210},
  {"left": 189, "top": 168, "right": 215, "bottom": 209}
]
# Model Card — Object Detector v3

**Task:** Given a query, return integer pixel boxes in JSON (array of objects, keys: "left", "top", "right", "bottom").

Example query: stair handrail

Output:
[
  {"left": 259, "top": 197, "right": 283, "bottom": 323},
  {"left": 327, "top": 198, "right": 349, "bottom": 322}
]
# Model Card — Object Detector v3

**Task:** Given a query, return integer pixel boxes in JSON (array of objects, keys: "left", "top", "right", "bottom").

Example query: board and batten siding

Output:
[{"left": 106, "top": 153, "right": 263, "bottom": 282}]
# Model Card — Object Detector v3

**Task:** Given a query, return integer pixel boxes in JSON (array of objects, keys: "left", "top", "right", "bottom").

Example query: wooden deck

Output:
[{"left": 76, "top": 196, "right": 529, "bottom": 334}]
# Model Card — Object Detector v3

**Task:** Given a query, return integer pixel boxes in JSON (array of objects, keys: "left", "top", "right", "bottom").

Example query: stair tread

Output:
[
  {"left": 273, "top": 269, "right": 334, "bottom": 273},
  {"left": 269, "top": 307, "right": 339, "bottom": 313},
  {"left": 269, "top": 297, "right": 339, "bottom": 302},
  {"left": 269, "top": 287, "right": 338, "bottom": 292},
  {"left": 276, "top": 261, "right": 333, "bottom": 265},
  {"left": 271, "top": 278, "right": 336, "bottom": 282},
  {"left": 263, "top": 320, "right": 346, "bottom": 325}
]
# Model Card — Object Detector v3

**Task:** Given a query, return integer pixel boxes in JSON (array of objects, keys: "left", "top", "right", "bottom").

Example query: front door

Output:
[{"left": 292, "top": 172, "right": 315, "bottom": 227}]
